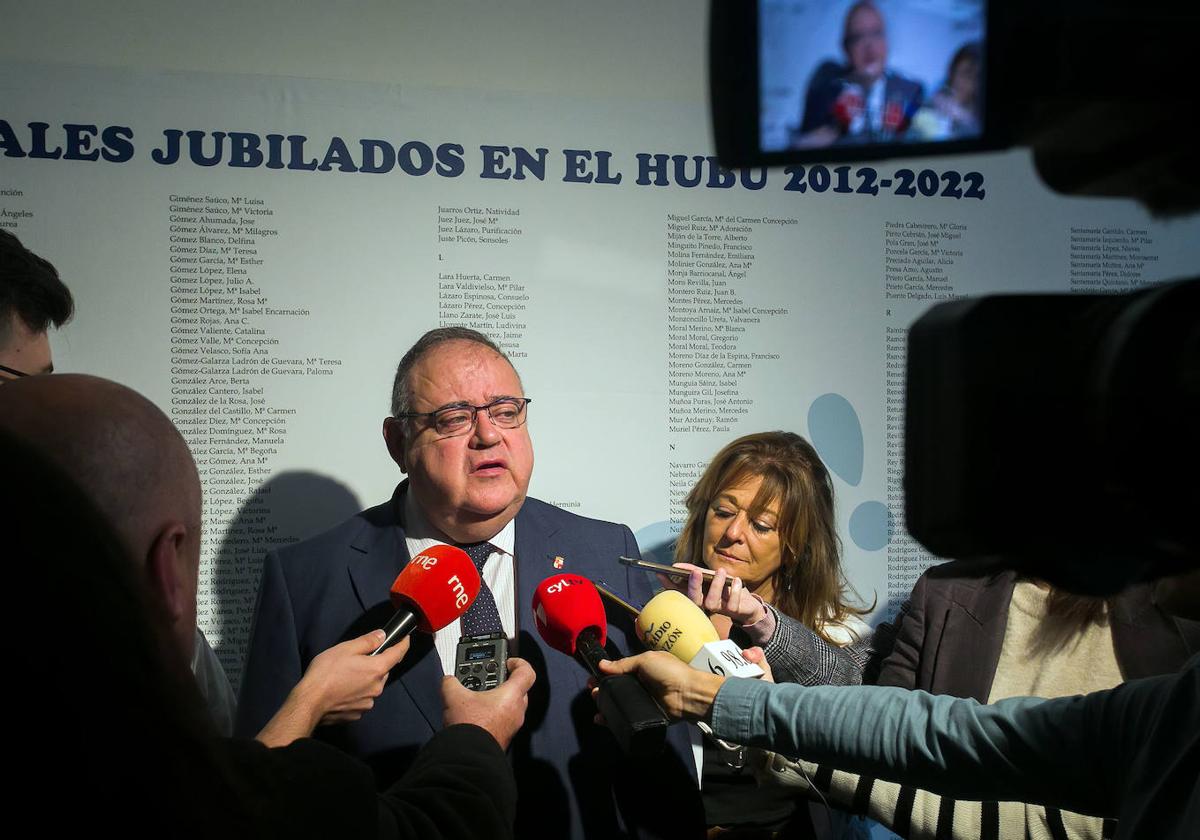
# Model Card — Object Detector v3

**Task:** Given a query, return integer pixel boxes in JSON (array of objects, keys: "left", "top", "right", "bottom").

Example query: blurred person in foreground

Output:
[
  {"left": 0, "top": 374, "right": 534, "bottom": 839},
  {"left": 0, "top": 228, "right": 246, "bottom": 734},
  {"left": 601, "top": 565, "right": 1199, "bottom": 840}
]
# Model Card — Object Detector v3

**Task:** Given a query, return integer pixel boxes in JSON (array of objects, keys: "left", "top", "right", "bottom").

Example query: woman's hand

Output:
[
  {"left": 658, "top": 563, "right": 768, "bottom": 626},
  {"left": 741, "top": 646, "right": 775, "bottom": 683}
]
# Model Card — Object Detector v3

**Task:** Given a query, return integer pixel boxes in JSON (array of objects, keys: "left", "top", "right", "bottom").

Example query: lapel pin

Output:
[{"left": 552, "top": 556, "right": 565, "bottom": 569}]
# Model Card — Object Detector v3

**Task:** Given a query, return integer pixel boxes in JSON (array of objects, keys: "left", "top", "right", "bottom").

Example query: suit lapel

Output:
[
  {"left": 941, "top": 572, "right": 1016, "bottom": 702},
  {"left": 513, "top": 500, "right": 564, "bottom": 651},
  {"left": 347, "top": 481, "right": 445, "bottom": 731},
  {"left": 1110, "top": 583, "right": 1194, "bottom": 680},
  {"left": 347, "top": 483, "right": 409, "bottom": 611}
]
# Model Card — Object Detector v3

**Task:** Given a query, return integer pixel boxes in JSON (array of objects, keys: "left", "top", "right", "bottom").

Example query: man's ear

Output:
[
  {"left": 382, "top": 417, "right": 408, "bottom": 473},
  {"left": 146, "top": 522, "right": 189, "bottom": 622}
]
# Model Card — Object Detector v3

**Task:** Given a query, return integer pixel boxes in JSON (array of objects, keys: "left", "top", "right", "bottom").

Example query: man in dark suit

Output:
[
  {"left": 237, "top": 327, "right": 701, "bottom": 839},
  {"left": 793, "top": 1, "right": 923, "bottom": 148}
]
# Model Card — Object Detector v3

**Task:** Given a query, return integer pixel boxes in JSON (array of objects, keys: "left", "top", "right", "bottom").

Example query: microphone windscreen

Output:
[
  {"left": 636, "top": 590, "right": 719, "bottom": 662},
  {"left": 832, "top": 83, "right": 863, "bottom": 128},
  {"left": 532, "top": 574, "right": 607, "bottom": 656},
  {"left": 390, "top": 544, "right": 480, "bottom": 632}
]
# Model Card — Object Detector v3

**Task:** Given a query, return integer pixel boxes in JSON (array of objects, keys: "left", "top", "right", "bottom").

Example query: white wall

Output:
[{"left": 1, "top": 1, "right": 708, "bottom": 101}]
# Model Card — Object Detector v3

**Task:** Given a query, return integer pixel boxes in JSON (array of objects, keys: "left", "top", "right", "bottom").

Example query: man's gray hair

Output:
[{"left": 390, "top": 327, "right": 517, "bottom": 417}]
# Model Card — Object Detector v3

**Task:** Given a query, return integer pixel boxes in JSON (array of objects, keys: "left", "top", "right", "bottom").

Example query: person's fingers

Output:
[
  {"left": 375, "top": 635, "right": 409, "bottom": 670},
  {"left": 703, "top": 567, "right": 728, "bottom": 611},
  {"left": 686, "top": 566, "right": 706, "bottom": 604},
  {"left": 440, "top": 674, "right": 468, "bottom": 700},
  {"left": 503, "top": 657, "right": 537, "bottom": 692},
  {"left": 597, "top": 656, "right": 639, "bottom": 676},
  {"left": 727, "top": 575, "right": 744, "bottom": 610},
  {"left": 347, "top": 629, "right": 387, "bottom": 654},
  {"left": 742, "top": 646, "right": 774, "bottom": 682}
]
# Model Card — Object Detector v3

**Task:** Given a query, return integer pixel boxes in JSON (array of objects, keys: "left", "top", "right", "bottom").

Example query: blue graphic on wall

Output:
[
  {"left": 808, "top": 392, "right": 864, "bottom": 486},
  {"left": 638, "top": 392, "right": 891, "bottom": 563},
  {"left": 808, "top": 392, "right": 892, "bottom": 551}
]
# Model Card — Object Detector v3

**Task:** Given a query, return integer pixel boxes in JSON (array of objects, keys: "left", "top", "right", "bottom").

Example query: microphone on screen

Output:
[
  {"left": 636, "top": 589, "right": 764, "bottom": 679},
  {"left": 532, "top": 573, "right": 670, "bottom": 756},
  {"left": 832, "top": 81, "right": 864, "bottom": 130},
  {"left": 371, "top": 544, "right": 481, "bottom": 655}
]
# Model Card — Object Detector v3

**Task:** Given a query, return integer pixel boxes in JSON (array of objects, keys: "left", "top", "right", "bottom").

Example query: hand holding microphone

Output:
[
  {"left": 257, "top": 544, "right": 480, "bottom": 747},
  {"left": 596, "top": 652, "right": 724, "bottom": 723},
  {"left": 295, "top": 631, "right": 410, "bottom": 726},
  {"left": 372, "top": 544, "right": 480, "bottom": 655},
  {"left": 533, "top": 573, "right": 670, "bottom": 756},
  {"left": 591, "top": 587, "right": 769, "bottom": 724},
  {"left": 256, "top": 630, "right": 410, "bottom": 747}
]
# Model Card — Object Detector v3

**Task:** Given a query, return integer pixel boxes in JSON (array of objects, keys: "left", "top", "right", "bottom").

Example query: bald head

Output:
[
  {"left": 0, "top": 374, "right": 201, "bottom": 658},
  {"left": 0, "top": 374, "right": 200, "bottom": 552}
]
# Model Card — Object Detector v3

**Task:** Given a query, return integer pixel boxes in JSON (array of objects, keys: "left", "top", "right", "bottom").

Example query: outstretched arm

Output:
[{"left": 255, "top": 630, "right": 408, "bottom": 747}]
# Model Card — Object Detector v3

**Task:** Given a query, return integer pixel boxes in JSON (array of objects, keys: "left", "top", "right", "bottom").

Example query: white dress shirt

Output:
[{"left": 403, "top": 490, "right": 517, "bottom": 675}]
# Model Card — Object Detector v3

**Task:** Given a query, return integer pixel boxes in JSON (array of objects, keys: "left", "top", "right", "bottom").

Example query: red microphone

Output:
[
  {"left": 371, "top": 544, "right": 480, "bottom": 655},
  {"left": 532, "top": 573, "right": 607, "bottom": 654},
  {"left": 832, "top": 82, "right": 864, "bottom": 129},
  {"left": 533, "top": 574, "right": 669, "bottom": 756}
]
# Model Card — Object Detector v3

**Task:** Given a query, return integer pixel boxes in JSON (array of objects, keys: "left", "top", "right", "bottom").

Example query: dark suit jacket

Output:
[
  {"left": 876, "top": 567, "right": 1200, "bottom": 701},
  {"left": 797, "top": 61, "right": 924, "bottom": 139},
  {"left": 237, "top": 483, "right": 702, "bottom": 840}
]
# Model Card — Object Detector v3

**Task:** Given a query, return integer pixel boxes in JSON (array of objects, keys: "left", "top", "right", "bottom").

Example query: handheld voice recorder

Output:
[{"left": 455, "top": 632, "right": 508, "bottom": 691}]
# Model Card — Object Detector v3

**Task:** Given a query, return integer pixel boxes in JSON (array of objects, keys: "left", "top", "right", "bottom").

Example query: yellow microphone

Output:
[{"left": 636, "top": 590, "right": 763, "bottom": 678}]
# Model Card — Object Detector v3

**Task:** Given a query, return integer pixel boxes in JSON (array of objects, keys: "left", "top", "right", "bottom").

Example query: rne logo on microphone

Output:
[
  {"left": 412, "top": 554, "right": 439, "bottom": 571},
  {"left": 447, "top": 574, "right": 470, "bottom": 609}
]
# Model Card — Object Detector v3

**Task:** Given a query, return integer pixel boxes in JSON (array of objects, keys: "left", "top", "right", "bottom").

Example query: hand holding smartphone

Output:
[
  {"left": 618, "top": 556, "right": 733, "bottom": 589},
  {"left": 620, "top": 556, "right": 766, "bottom": 626}
]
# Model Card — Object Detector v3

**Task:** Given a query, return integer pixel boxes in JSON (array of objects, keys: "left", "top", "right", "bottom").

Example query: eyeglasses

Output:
[
  {"left": 0, "top": 363, "right": 30, "bottom": 380},
  {"left": 398, "top": 396, "right": 532, "bottom": 438}
]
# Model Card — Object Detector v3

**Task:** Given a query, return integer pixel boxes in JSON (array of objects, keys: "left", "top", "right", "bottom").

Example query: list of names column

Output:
[
  {"left": 165, "top": 192, "right": 337, "bottom": 670},
  {"left": 881, "top": 218, "right": 971, "bottom": 610},
  {"left": 435, "top": 204, "right": 532, "bottom": 359},
  {"left": 665, "top": 211, "right": 793, "bottom": 524},
  {"left": 1068, "top": 226, "right": 1160, "bottom": 292}
]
